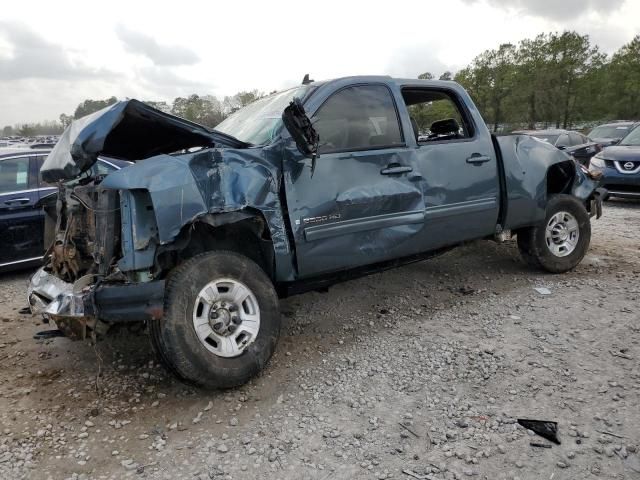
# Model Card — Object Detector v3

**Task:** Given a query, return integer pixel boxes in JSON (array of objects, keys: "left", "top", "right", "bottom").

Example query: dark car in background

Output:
[
  {"left": 589, "top": 124, "right": 640, "bottom": 199},
  {"left": 0, "top": 147, "right": 130, "bottom": 272},
  {"left": 512, "top": 129, "right": 601, "bottom": 166},
  {"left": 588, "top": 121, "right": 639, "bottom": 147}
]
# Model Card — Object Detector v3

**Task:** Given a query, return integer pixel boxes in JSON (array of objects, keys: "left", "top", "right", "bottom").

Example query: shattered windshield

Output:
[{"left": 214, "top": 86, "right": 311, "bottom": 145}]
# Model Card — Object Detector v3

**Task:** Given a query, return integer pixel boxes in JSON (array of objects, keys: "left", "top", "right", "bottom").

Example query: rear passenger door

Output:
[
  {"left": 0, "top": 154, "right": 44, "bottom": 265},
  {"left": 401, "top": 87, "right": 500, "bottom": 249},
  {"left": 284, "top": 84, "right": 425, "bottom": 277}
]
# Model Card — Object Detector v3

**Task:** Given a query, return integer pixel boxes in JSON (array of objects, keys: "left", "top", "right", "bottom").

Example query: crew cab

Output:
[{"left": 29, "top": 76, "right": 605, "bottom": 389}]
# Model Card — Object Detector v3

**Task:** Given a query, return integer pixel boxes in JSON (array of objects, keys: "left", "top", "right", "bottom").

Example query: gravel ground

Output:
[{"left": 0, "top": 200, "right": 638, "bottom": 480}]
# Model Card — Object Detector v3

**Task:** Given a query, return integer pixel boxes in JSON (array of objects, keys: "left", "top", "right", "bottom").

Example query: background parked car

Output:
[
  {"left": 589, "top": 124, "right": 640, "bottom": 199},
  {"left": 0, "top": 147, "right": 130, "bottom": 272},
  {"left": 512, "top": 129, "right": 602, "bottom": 166},
  {"left": 588, "top": 121, "right": 639, "bottom": 147}
]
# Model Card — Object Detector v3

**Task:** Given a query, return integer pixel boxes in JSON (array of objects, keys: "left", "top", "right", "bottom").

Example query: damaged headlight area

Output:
[{"left": 28, "top": 174, "right": 165, "bottom": 339}]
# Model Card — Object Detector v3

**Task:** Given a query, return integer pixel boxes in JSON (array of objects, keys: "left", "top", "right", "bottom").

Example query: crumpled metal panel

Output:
[
  {"left": 100, "top": 145, "right": 293, "bottom": 278},
  {"left": 41, "top": 100, "right": 247, "bottom": 183},
  {"left": 497, "top": 135, "right": 600, "bottom": 230},
  {"left": 28, "top": 267, "right": 84, "bottom": 317}
]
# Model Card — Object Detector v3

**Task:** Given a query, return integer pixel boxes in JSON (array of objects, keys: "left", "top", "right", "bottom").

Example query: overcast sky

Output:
[{"left": 1, "top": 0, "right": 638, "bottom": 126}]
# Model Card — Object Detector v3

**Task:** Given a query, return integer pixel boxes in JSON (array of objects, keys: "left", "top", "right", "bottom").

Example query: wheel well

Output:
[
  {"left": 546, "top": 161, "right": 575, "bottom": 196},
  {"left": 157, "top": 213, "right": 276, "bottom": 280}
]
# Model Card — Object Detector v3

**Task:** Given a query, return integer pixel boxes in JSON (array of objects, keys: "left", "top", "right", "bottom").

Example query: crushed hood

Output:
[{"left": 41, "top": 99, "right": 248, "bottom": 183}]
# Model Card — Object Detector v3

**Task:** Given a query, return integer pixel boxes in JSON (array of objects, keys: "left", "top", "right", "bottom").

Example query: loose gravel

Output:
[{"left": 0, "top": 200, "right": 638, "bottom": 480}]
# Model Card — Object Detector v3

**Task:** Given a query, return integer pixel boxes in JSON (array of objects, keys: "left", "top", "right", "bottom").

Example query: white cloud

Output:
[{"left": 115, "top": 24, "right": 200, "bottom": 66}]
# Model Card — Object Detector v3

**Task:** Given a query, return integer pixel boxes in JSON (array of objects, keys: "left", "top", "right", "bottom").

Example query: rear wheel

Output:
[
  {"left": 150, "top": 251, "right": 280, "bottom": 389},
  {"left": 517, "top": 194, "right": 591, "bottom": 273}
]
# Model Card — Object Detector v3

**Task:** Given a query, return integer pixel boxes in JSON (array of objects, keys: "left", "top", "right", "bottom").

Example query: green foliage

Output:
[
  {"left": 455, "top": 31, "right": 637, "bottom": 131},
  {"left": 222, "top": 90, "right": 264, "bottom": 115},
  {"left": 59, "top": 114, "right": 73, "bottom": 129},
  {"left": 73, "top": 96, "right": 118, "bottom": 119},
  {"left": 605, "top": 35, "right": 640, "bottom": 119},
  {"left": 171, "top": 94, "right": 225, "bottom": 128},
  {"left": 409, "top": 99, "right": 462, "bottom": 132},
  {"left": 13, "top": 35, "right": 640, "bottom": 137},
  {"left": 15, "top": 121, "right": 63, "bottom": 136}
]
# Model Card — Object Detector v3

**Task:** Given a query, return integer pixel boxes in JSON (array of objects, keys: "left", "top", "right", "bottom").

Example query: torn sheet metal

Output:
[
  {"left": 100, "top": 145, "right": 293, "bottom": 278},
  {"left": 28, "top": 267, "right": 84, "bottom": 317},
  {"left": 41, "top": 100, "right": 248, "bottom": 183},
  {"left": 496, "top": 135, "right": 601, "bottom": 229}
]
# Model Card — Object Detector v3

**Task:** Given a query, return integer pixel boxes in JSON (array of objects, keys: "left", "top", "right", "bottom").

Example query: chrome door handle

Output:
[
  {"left": 381, "top": 164, "right": 413, "bottom": 175},
  {"left": 466, "top": 154, "right": 491, "bottom": 165},
  {"left": 3, "top": 198, "right": 30, "bottom": 205}
]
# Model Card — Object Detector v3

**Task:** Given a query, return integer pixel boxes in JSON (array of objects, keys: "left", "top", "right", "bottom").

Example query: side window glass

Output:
[
  {"left": 313, "top": 85, "right": 403, "bottom": 154},
  {"left": 556, "top": 134, "right": 570, "bottom": 148},
  {"left": 0, "top": 157, "right": 30, "bottom": 194},
  {"left": 569, "top": 133, "right": 583, "bottom": 146},
  {"left": 401, "top": 88, "right": 472, "bottom": 142}
]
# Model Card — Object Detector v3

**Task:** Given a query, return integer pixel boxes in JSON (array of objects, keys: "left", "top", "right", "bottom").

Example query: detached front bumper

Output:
[{"left": 28, "top": 268, "right": 165, "bottom": 339}]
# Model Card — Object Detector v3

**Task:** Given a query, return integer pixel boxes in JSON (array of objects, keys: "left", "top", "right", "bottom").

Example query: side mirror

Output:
[{"left": 282, "top": 97, "right": 319, "bottom": 158}]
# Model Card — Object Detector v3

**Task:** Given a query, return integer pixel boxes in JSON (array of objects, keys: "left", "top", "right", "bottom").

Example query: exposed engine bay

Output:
[
  {"left": 48, "top": 179, "right": 120, "bottom": 283},
  {"left": 29, "top": 174, "right": 135, "bottom": 340}
]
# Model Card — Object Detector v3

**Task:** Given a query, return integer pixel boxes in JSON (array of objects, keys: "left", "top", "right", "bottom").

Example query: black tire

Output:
[
  {"left": 150, "top": 251, "right": 280, "bottom": 389},
  {"left": 517, "top": 194, "right": 591, "bottom": 273}
]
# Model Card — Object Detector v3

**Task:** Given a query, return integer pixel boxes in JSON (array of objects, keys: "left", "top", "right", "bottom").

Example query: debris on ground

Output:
[{"left": 518, "top": 419, "right": 561, "bottom": 444}]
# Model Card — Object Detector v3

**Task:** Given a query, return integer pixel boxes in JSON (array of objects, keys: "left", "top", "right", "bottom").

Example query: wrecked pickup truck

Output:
[{"left": 29, "top": 76, "right": 605, "bottom": 389}]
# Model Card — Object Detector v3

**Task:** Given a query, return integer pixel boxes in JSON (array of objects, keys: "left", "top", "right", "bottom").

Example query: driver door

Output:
[{"left": 284, "top": 84, "right": 425, "bottom": 278}]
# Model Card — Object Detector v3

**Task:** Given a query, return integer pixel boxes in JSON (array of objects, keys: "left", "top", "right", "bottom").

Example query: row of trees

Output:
[
  {"left": 2, "top": 90, "right": 266, "bottom": 137},
  {"left": 448, "top": 32, "right": 640, "bottom": 132},
  {"left": 3, "top": 31, "right": 639, "bottom": 136}
]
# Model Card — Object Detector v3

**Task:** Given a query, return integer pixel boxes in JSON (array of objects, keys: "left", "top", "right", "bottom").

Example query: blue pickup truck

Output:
[{"left": 29, "top": 76, "right": 604, "bottom": 388}]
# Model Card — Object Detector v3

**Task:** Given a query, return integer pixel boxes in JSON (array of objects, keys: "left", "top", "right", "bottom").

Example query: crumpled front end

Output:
[
  {"left": 28, "top": 176, "right": 165, "bottom": 339},
  {"left": 28, "top": 268, "right": 92, "bottom": 339},
  {"left": 28, "top": 267, "right": 166, "bottom": 340}
]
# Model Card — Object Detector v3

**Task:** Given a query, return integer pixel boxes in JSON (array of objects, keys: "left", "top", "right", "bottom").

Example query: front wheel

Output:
[
  {"left": 517, "top": 194, "right": 591, "bottom": 273},
  {"left": 150, "top": 251, "right": 281, "bottom": 389}
]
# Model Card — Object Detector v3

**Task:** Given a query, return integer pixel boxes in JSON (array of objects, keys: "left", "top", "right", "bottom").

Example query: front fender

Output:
[{"left": 101, "top": 147, "right": 293, "bottom": 277}]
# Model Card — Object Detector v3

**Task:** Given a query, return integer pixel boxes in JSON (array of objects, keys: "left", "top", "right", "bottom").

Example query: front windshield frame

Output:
[
  {"left": 589, "top": 125, "right": 631, "bottom": 139},
  {"left": 619, "top": 126, "right": 640, "bottom": 146},
  {"left": 214, "top": 85, "right": 313, "bottom": 146}
]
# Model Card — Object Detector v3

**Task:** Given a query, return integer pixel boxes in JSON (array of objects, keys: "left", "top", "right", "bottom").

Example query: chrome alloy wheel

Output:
[
  {"left": 545, "top": 211, "right": 580, "bottom": 257},
  {"left": 192, "top": 279, "right": 260, "bottom": 358}
]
